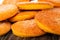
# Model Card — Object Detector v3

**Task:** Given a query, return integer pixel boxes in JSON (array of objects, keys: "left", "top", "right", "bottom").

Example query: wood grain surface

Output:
[{"left": 0, "top": 30, "right": 60, "bottom": 40}]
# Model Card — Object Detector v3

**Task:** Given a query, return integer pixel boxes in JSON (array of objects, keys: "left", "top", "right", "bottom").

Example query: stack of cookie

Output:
[{"left": 0, "top": 0, "right": 59, "bottom": 38}]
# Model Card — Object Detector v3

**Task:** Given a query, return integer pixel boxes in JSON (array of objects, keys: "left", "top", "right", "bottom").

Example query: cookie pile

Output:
[{"left": 0, "top": 0, "right": 60, "bottom": 37}]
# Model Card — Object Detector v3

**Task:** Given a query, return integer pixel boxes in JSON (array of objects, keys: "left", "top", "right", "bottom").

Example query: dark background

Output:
[{"left": 0, "top": 30, "right": 60, "bottom": 40}]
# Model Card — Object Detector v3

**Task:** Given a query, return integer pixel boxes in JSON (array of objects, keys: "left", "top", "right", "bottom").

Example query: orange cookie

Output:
[
  {"left": 47, "top": 0, "right": 60, "bottom": 7},
  {"left": 38, "top": 0, "right": 47, "bottom": 1},
  {"left": 9, "top": 11, "right": 37, "bottom": 22},
  {"left": 38, "top": 0, "right": 60, "bottom": 7},
  {"left": 3, "top": 0, "right": 29, "bottom": 5},
  {"left": 0, "top": 4, "right": 18, "bottom": 21},
  {"left": 0, "top": 22, "right": 11, "bottom": 36},
  {"left": 17, "top": 2, "right": 53, "bottom": 10},
  {"left": 11, "top": 19, "right": 45, "bottom": 37},
  {"left": 35, "top": 8, "right": 60, "bottom": 35}
]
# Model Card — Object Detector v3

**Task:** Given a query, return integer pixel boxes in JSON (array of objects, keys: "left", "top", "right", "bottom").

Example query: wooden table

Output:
[{"left": 0, "top": 30, "right": 60, "bottom": 40}]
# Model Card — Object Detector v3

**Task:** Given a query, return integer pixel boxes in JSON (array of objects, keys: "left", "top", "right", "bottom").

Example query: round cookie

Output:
[
  {"left": 11, "top": 19, "right": 45, "bottom": 37},
  {"left": 35, "top": 8, "right": 60, "bottom": 35},
  {"left": 0, "top": 22, "right": 11, "bottom": 36},
  {"left": 47, "top": 0, "right": 60, "bottom": 7},
  {"left": 3, "top": 0, "right": 29, "bottom": 5},
  {"left": 9, "top": 11, "right": 37, "bottom": 22},
  {"left": 0, "top": 4, "right": 18, "bottom": 21},
  {"left": 17, "top": 2, "right": 53, "bottom": 10},
  {"left": 38, "top": 0, "right": 60, "bottom": 7}
]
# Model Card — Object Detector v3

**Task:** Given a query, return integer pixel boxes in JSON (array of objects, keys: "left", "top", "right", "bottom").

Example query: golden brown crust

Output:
[
  {"left": 17, "top": 2, "right": 53, "bottom": 10},
  {"left": 0, "top": 22, "right": 11, "bottom": 36},
  {"left": 3, "top": 0, "right": 29, "bottom": 4},
  {"left": 0, "top": 4, "right": 18, "bottom": 21},
  {"left": 35, "top": 8, "right": 60, "bottom": 35},
  {"left": 11, "top": 19, "right": 45, "bottom": 37},
  {"left": 38, "top": 0, "right": 60, "bottom": 7},
  {"left": 9, "top": 11, "right": 37, "bottom": 22}
]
